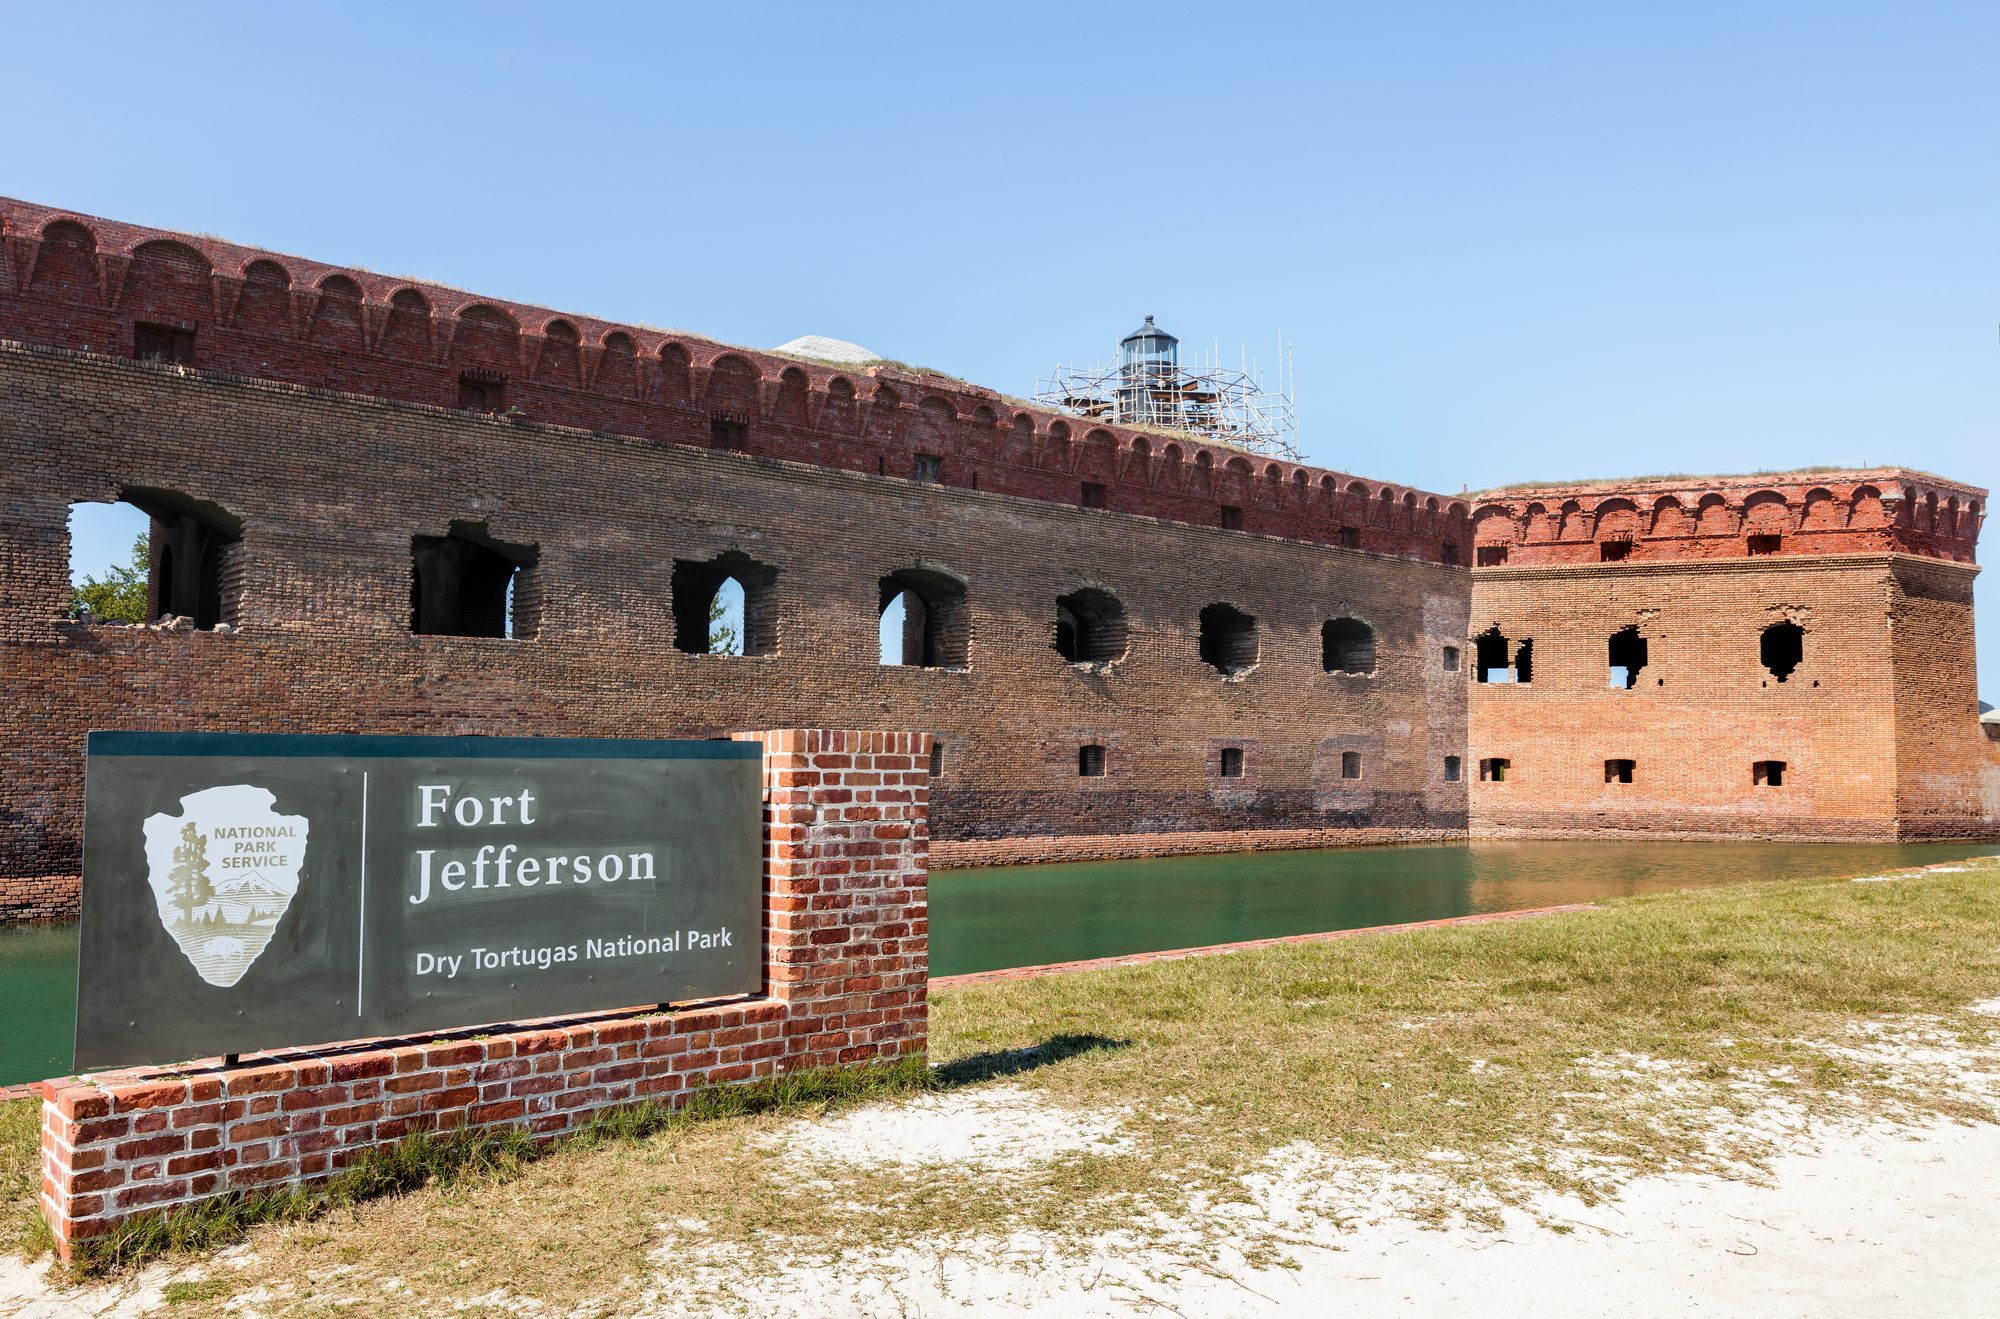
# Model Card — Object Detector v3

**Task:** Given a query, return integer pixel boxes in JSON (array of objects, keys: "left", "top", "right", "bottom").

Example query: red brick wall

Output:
[
  {"left": 1467, "top": 555, "right": 1992, "bottom": 840},
  {"left": 35, "top": 728, "right": 929, "bottom": 1259},
  {"left": 0, "top": 346, "right": 1471, "bottom": 919},
  {"left": 1470, "top": 473, "right": 1983, "bottom": 567},
  {"left": 0, "top": 196, "right": 1468, "bottom": 563}
]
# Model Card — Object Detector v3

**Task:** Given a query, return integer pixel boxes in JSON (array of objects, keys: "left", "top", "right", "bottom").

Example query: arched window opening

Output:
[
  {"left": 1054, "top": 588, "right": 1128, "bottom": 665},
  {"left": 411, "top": 522, "right": 539, "bottom": 639},
  {"left": 1321, "top": 617, "right": 1376, "bottom": 675},
  {"left": 1198, "top": 603, "right": 1258, "bottom": 675},
  {"left": 879, "top": 568, "right": 969, "bottom": 669},
  {"left": 1608, "top": 625, "right": 1648, "bottom": 689},
  {"left": 672, "top": 552, "right": 778, "bottom": 656},
  {"left": 1761, "top": 621, "right": 1804, "bottom": 683}
]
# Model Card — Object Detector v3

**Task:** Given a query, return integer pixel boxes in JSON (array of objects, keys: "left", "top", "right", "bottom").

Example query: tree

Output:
[
  {"left": 709, "top": 589, "right": 740, "bottom": 655},
  {"left": 72, "top": 534, "right": 149, "bottom": 623},
  {"left": 166, "top": 820, "right": 213, "bottom": 924}
]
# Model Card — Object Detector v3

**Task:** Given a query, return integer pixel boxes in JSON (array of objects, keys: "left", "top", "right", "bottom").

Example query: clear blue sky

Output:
[{"left": 19, "top": 2, "right": 1997, "bottom": 699}]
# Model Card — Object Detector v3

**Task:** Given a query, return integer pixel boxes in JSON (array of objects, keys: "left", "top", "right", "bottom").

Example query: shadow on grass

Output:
[{"left": 934, "top": 1034, "right": 1129, "bottom": 1088}]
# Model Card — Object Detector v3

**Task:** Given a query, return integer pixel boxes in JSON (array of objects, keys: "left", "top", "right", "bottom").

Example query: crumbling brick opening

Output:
[
  {"left": 1198, "top": 603, "right": 1259, "bottom": 675},
  {"left": 1479, "top": 757, "right": 1511, "bottom": 782},
  {"left": 1600, "top": 539, "right": 1633, "bottom": 562},
  {"left": 1476, "top": 544, "right": 1510, "bottom": 567},
  {"left": 1605, "top": 758, "right": 1635, "bottom": 784},
  {"left": 134, "top": 321, "right": 195, "bottom": 366},
  {"left": 1219, "top": 505, "right": 1244, "bottom": 530},
  {"left": 1748, "top": 534, "right": 1783, "bottom": 556},
  {"left": 70, "top": 489, "right": 245, "bottom": 630},
  {"left": 672, "top": 553, "right": 779, "bottom": 656},
  {"left": 1753, "top": 759, "right": 1788, "bottom": 787},
  {"left": 1474, "top": 626, "right": 1531, "bottom": 684},
  {"left": 1321, "top": 617, "right": 1377, "bottom": 675},
  {"left": 410, "top": 522, "right": 539, "bottom": 639},
  {"left": 1608, "top": 624, "right": 1649, "bottom": 689},
  {"left": 1761, "top": 621, "right": 1804, "bottom": 683},
  {"left": 1054, "top": 588, "right": 1129, "bottom": 665},
  {"left": 457, "top": 371, "right": 507, "bottom": 414},
  {"left": 879, "top": 568, "right": 969, "bottom": 670},
  {"left": 1219, "top": 746, "right": 1244, "bottom": 778},
  {"left": 1077, "top": 743, "right": 1106, "bottom": 777},
  {"left": 709, "top": 416, "right": 748, "bottom": 451}
]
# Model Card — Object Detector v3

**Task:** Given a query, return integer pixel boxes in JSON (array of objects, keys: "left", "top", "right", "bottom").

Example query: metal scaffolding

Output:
[{"left": 1033, "top": 316, "right": 1299, "bottom": 460}]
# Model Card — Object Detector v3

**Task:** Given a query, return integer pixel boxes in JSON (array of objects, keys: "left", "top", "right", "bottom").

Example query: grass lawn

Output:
[{"left": 5, "top": 857, "right": 1998, "bottom": 1313}]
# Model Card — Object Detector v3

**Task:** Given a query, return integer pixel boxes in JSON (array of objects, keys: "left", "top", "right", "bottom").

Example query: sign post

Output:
[{"left": 75, "top": 732, "right": 763, "bottom": 1071}]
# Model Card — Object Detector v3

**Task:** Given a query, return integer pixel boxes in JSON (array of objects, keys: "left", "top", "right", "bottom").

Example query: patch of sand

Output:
[{"left": 767, "top": 1083, "right": 1130, "bottom": 1171}]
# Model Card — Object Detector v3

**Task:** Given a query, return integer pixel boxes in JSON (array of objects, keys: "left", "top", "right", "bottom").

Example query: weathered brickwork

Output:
[
  {"left": 0, "top": 345, "right": 1470, "bottom": 918},
  {"left": 1, "top": 196, "right": 1994, "bottom": 924},
  {"left": 35, "top": 728, "right": 929, "bottom": 1258},
  {"left": 0, "top": 197, "right": 1469, "bottom": 562},
  {"left": 1466, "top": 549, "right": 1992, "bottom": 841}
]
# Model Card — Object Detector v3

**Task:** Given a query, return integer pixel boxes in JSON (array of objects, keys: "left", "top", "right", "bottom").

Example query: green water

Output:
[
  {"left": 4, "top": 840, "right": 1995, "bottom": 1085},
  {"left": 1, "top": 922, "right": 78, "bottom": 1087},
  {"left": 928, "top": 840, "right": 2000, "bottom": 978}
]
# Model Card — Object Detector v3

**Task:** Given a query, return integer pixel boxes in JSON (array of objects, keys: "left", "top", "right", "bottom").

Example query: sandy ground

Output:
[{"left": 5, "top": 1015, "right": 1997, "bottom": 1317}]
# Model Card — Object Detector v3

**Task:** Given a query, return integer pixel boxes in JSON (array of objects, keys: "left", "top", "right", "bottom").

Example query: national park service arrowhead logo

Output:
[{"left": 143, "top": 785, "right": 309, "bottom": 987}]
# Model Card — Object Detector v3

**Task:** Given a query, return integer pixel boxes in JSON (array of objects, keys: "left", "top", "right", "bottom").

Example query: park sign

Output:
[{"left": 74, "top": 732, "right": 763, "bottom": 1071}]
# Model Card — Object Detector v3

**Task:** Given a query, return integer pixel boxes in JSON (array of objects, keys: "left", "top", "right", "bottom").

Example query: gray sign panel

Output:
[{"left": 75, "top": 733, "right": 763, "bottom": 1071}]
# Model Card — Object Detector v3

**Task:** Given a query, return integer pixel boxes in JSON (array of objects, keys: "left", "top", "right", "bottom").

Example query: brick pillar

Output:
[
  {"left": 736, "top": 729, "right": 931, "bottom": 1068},
  {"left": 37, "top": 729, "right": 929, "bottom": 1260}
]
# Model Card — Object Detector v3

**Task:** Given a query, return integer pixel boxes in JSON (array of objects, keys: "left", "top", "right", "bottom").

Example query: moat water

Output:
[{"left": 4, "top": 840, "right": 1995, "bottom": 1085}]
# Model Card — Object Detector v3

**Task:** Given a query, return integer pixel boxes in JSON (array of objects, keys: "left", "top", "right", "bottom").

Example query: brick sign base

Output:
[{"left": 37, "top": 729, "right": 930, "bottom": 1259}]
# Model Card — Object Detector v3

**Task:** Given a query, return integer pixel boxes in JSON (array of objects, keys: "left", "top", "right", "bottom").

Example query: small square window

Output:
[
  {"left": 1605, "top": 758, "right": 1635, "bottom": 784},
  {"left": 459, "top": 374, "right": 506, "bottom": 412},
  {"left": 914, "top": 453, "right": 943, "bottom": 482},
  {"left": 1753, "top": 759, "right": 1787, "bottom": 787},
  {"left": 1219, "top": 747, "right": 1244, "bottom": 778},
  {"left": 1477, "top": 544, "right": 1510, "bottom": 567},
  {"left": 1081, "top": 482, "right": 1107, "bottom": 509},
  {"left": 1341, "top": 751, "right": 1363, "bottom": 780},
  {"left": 1480, "top": 757, "right": 1511, "bottom": 783},
  {"left": 1078, "top": 744, "right": 1106, "bottom": 777},
  {"left": 1338, "top": 526, "right": 1362, "bottom": 549},
  {"left": 710, "top": 418, "right": 748, "bottom": 450},
  {"left": 1443, "top": 755, "right": 1462, "bottom": 783},
  {"left": 1220, "top": 505, "right": 1244, "bottom": 530},
  {"left": 134, "top": 322, "right": 196, "bottom": 365},
  {"left": 1748, "top": 534, "right": 1783, "bottom": 556},
  {"left": 1443, "top": 645, "right": 1460, "bottom": 672},
  {"left": 1442, "top": 541, "right": 1462, "bottom": 566},
  {"left": 1600, "top": 540, "right": 1633, "bottom": 562}
]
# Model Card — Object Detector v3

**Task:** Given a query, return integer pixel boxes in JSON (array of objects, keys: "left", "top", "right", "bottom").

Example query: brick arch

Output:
[
  {"left": 1650, "top": 494, "right": 1692, "bottom": 537},
  {"left": 1557, "top": 498, "right": 1587, "bottom": 539},
  {"left": 1043, "top": 420, "right": 1072, "bottom": 469},
  {"left": 373, "top": 286, "right": 431, "bottom": 360},
  {"left": 706, "top": 353, "right": 762, "bottom": 420},
  {"left": 309, "top": 274, "right": 365, "bottom": 351},
  {"left": 1592, "top": 496, "right": 1641, "bottom": 540},
  {"left": 235, "top": 259, "right": 296, "bottom": 340},
  {"left": 535, "top": 318, "right": 582, "bottom": 386},
  {"left": 1741, "top": 489, "right": 1792, "bottom": 534},
  {"left": 122, "top": 239, "right": 212, "bottom": 328},
  {"left": 1800, "top": 486, "right": 1841, "bottom": 531},
  {"left": 1522, "top": 501, "right": 1554, "bottom": 543},
  {"left": 658, "top": 341, "right": 693, "bottom": 404},
  {"left": 455, "top": 303, "right": 521, "bottom": 377},
  {"left": 1847, "top": 484, "right": 1886, "bottom": 529},
  {"left": 596, "top": 329, "right": 639, "bottom": 397},
  {"left": 1695, "top": 492, "right": 1734, "bottom": 535},
  {"left": 771, "top": 365, "right": 810, "bottom": 430},
  {"left": 1082, "top": 428, "right": 1119, "bottom": 478},
  {"left": 33, "top": 219, "right": 99, "bottom": 300}
]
